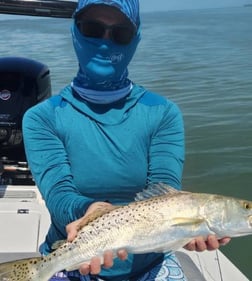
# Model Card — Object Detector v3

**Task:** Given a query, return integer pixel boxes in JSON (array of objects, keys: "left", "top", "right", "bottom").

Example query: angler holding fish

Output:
[{"left": 3, "top": 0, "right": 231, "bottom": 280}]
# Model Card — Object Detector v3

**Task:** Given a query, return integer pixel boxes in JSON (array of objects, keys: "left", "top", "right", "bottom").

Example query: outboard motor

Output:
[{"left": 0, "top": 57, "right": 51, "bottom": 184}]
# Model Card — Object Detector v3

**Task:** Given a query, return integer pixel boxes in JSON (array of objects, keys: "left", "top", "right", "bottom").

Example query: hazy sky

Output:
[{"left": 140, "top": 0, "right": 250, "bottom": 12}]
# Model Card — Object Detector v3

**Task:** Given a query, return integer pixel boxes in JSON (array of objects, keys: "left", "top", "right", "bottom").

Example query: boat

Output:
[
  {"left": 0, "top": 4, "right": 250, "bottom": 281},
  {"left": 0, "top": 0, "right": 76, "bottom": 18}
]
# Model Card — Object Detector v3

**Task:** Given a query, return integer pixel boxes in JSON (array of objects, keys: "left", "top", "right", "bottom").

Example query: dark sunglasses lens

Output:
[
  {"left": 77, "top": 20, "right": 135, "bottom": 45},
  {"left": 78, "top": 21, "right": 105, "bottom": 38},
  {"left": 112, "top": 26, "right": 135, "bottom": 45}
]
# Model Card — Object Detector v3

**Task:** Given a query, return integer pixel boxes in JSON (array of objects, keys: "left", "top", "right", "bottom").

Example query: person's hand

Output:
[
  {"left": 66, "top": 202, "right": 128, "bottom": 275},
  {"left": 184, "top": 235, "right": 231, "bottom": 251}
]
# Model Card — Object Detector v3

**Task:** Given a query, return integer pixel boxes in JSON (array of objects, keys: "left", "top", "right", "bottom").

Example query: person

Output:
[{"left": 22, "top": 0, "right": 230, "bottom": 280}]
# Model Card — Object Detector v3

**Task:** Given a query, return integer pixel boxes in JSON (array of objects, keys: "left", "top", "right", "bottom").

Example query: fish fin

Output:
[
  {"left": 65, "top": 265, "right": 78, "bottom": 271},
  {"left": 66, "top": 256, "right": 106, "bottom": 271},
  {"left": 135, "top": 183, "right": 186, "bottom": 201},
  {"left": 154, "top": 238, "right": 192, "bottom": 253},
  {"left": 0, "top": 257, "right": 42, "bottom": 281},
  {"left": 77, "top": 205, "right": 121, "bottom": 228},
  {"left": 51, "top": 239, "right": 67, "bottom": 250},
  {"left": 66, "top": 260, "right": 90, "bottom": 272},
  {"left": 171, "top": 217, "right": 205, "bottom": 226},
  {"left": 65, "top": 263, "right": 83, "bottom": 272}
]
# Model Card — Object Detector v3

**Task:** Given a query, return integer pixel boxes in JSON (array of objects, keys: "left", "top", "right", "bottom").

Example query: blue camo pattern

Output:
[
  {"left": 74, "top": 0, "right": 140, "bottom": 27},
  {"left": 135, "top": 254, "right": 187, "bottom": 281}
]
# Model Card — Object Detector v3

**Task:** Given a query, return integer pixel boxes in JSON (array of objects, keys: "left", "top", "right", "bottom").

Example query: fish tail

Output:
[{"left": 0, "top": 257, "right": 43, "bottom": 281}]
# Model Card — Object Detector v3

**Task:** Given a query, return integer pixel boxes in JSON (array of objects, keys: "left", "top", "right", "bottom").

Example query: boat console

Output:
[
  {"left": 0, "top": 56, "right": 51, "bottom": 185},
  {"left": 0, "top": 57, "right": 51, "bottom": 262}
]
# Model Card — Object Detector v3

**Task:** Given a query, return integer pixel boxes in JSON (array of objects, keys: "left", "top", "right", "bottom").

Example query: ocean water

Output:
[{"left": 1, "top": 6, "right": 252, "bottom": 279}]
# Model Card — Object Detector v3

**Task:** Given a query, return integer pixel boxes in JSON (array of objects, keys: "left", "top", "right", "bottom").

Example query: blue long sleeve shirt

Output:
[{"left": 23, "top": 84, "right": 184, "bottom": 280}]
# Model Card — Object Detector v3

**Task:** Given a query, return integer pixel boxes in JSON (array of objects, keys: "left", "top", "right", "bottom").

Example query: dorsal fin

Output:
[
  {"left": 51, "top": 240, "right": 66, "bottom": 250},
  {"left": 135, "top": 183, "right": 184, "bottom": 201}
]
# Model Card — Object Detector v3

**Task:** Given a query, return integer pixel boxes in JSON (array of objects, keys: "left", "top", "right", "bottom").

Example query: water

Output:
[{"left": 1, "top": 7, "right": 252, "bottom": 279}]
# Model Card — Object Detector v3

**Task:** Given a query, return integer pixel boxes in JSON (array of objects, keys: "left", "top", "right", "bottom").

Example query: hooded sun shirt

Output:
[{"left": 71, "top": 0, "right": 141, "bottom": 104}]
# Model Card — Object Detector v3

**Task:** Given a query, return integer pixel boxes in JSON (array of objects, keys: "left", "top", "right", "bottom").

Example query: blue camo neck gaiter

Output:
[{"left": 71, "top": 0, "right": 141, "bottom": 103}]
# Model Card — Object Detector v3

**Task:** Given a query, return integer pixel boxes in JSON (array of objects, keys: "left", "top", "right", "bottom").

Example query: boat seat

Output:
[{"left": 0, "top": 57, "right": 52, "bottom": 185}]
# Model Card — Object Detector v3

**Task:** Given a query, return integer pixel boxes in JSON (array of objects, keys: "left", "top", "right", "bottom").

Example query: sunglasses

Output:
[{"left": 76, "top": 19, "right": 136, "bottom": 45}]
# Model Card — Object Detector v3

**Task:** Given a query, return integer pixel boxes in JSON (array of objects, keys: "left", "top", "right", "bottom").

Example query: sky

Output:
[{"left": 140, "top": 0, "right": 251, "bottom": 12}]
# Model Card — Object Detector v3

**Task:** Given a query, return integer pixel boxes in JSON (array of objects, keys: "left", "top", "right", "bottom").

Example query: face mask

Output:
[{"left": 72, "top": 23, "right": 141, "bottom": 91}]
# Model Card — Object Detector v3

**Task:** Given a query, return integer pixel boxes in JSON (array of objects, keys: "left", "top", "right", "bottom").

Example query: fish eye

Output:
[{"left": 243, "top": 202, "right": 252, "bottom": 210}]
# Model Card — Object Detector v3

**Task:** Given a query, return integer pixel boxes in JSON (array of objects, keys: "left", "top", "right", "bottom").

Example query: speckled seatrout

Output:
[{"left": 1, "top": 183, "right": 252, "bottom": 281}]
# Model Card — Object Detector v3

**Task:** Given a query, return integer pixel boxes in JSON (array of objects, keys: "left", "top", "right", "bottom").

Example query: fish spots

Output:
[{"left": 9, "top": 259, "right": 38, "bottom": 281}]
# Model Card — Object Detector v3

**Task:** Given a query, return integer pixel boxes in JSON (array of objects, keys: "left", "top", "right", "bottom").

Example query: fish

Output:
[{"left": 1, "top": 183, "right": 252, "bottom": 281}]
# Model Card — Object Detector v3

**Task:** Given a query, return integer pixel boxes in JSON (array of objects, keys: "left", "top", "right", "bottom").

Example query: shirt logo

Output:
[{"left": 110, "top": 53, "right": 124, "bottom": 64}]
